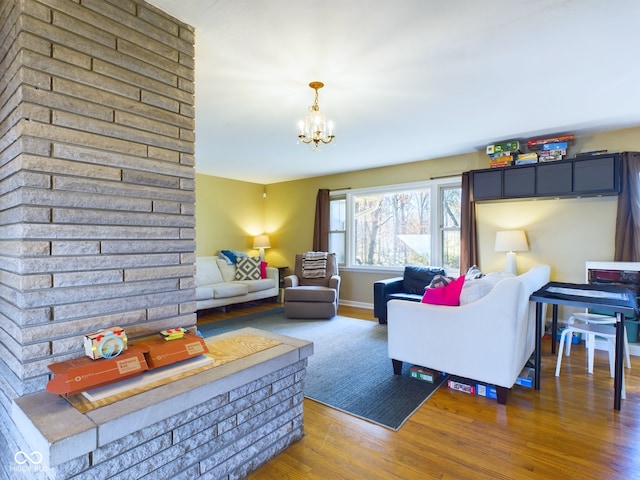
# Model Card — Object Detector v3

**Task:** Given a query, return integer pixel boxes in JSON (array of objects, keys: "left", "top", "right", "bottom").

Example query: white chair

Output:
[{"left": 555, "top": 313, "right": 630, "bottom": 398}]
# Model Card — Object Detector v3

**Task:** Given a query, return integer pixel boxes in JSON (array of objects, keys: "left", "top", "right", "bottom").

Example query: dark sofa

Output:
[{"left": 373, "top": 265, "right": 447, "bottom": 324}]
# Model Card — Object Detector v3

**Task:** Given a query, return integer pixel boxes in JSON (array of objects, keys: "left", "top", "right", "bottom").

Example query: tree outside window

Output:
[{"left": 330, "top": 179, "right": 461, "bottom": 272}]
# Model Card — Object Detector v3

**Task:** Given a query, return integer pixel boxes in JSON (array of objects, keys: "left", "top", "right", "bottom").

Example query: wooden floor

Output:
[{"left": 198, "top": 304, "right": 640, "bottom": 480}]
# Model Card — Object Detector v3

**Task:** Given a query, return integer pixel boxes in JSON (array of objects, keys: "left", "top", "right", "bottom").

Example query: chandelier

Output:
[{"left": 297, "top": 81, "right": 335, "bottom": 150}]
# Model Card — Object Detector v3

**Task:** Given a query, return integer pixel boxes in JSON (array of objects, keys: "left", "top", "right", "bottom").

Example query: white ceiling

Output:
[{"left": 149, "top": 0, "right": 640, "bottom": 184}]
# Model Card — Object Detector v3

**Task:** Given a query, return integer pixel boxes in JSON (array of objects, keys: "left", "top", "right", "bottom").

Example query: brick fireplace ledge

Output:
[{"left": 11, "top": 328, "right": 313, "bottom": 479}]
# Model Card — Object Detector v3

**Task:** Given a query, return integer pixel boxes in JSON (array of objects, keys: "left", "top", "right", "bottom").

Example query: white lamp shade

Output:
[
  {"left": 253, "top": 234, "right": 271, "bottom": 249},
  {"left": 494, "top": 230, "right": 529, "bottom": 253},
  {"left": 495, "top": 230, "right": 528, "bottom": 275}
]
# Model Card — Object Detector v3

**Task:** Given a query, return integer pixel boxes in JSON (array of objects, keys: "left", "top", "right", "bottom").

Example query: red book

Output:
[{"left": 527, "top": 134, "right": 575, "bottom": 150}]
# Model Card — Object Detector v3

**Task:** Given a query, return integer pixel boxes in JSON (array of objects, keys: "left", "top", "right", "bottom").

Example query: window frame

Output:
[{"left": 329, "top": 177, "right": 461, "bottom": 274}]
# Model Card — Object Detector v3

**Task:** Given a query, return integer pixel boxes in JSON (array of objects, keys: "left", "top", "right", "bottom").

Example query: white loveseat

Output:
[
  {"left": 387, "top": 264, "right": 550, "bottom": 404},
  {"left": 195, "top": 256, "right": 279, "bottom": 311}
]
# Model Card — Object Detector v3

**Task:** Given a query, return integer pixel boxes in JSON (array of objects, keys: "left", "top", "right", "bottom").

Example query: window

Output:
[
  {"left": 440, "top": 185, "right": 462, "bottom": 271},
  {"left": 329, "top": 178, "right": 461, "bottom": 273},
  {"left": 329, "top": 195, "right": 346, "bottom": 264}
]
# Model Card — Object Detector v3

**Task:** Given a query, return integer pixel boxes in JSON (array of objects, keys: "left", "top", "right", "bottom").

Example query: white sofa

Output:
[
  {"left": 387, "top": 264, "right": 550, "bottom": 404},
  {"left": 195, "top": 256, "right": 279, "bottom": 310}
]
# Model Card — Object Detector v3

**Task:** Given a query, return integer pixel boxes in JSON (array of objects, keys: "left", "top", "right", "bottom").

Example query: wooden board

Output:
[{"left": 81, "top": 355, "right": 214, "bottom": 402}]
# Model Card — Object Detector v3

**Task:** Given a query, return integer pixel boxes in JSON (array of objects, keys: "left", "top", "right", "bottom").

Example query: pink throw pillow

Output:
[
  {"left": 260, "top": 261, "right": 268, "bottom": 279},
  {"left": 421, "top": 275, "right": 465, "bottom": 306}
]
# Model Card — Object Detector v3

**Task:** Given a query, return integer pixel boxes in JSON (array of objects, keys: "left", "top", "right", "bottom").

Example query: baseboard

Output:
[{"left": 338, "top": 299, "right": 373, "bottom": 310}]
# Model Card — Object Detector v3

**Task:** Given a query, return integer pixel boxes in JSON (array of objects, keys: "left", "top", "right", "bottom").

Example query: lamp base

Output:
[
  {"left": 505, "top": 251, "right": 518, "bottom": 275},
  {"left": 258, "top": 248, "right": 266, "bottom": 261}
]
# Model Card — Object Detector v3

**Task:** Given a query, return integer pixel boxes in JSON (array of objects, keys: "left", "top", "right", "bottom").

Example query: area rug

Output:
[{"left": 198, "top": 308, "right": 447, "bottom": 431}]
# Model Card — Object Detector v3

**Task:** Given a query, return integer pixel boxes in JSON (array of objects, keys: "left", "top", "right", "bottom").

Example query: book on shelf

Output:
[
  {"left": 541, "top": 141, "right": 568, "bottom": 151},
  {"left": 488, "top": 151, "right": 516, "bottom": 159},
  {"left": 538, "top": 154, "right": 564, "bottom": 162},
  {"left": 517, "top": 152, "right": 538, "bottom": 161},
  {"left": 527, "top": 134, "right": 575, "bottom": 150},
  {"left": 575, "top": 150, "right": 609, "bottom": 157},
  {"left": 488, "top": 155, "right": 514, "bottom": 165},
  {"left": 486, "top": 140, "right": 520, "bottom": 155}
]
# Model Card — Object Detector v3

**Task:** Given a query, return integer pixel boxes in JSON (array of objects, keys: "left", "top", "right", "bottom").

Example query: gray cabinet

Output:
[
  {"left": 536, "top": 161, "right": 572, "bottom": 196},
  {"left": 504, "top": 166, "right": 536, "bottom": 198},
  {"left": 472, "top": 170, "right": 503, "bottom": 199},
  {"left": 471, "top": 153, "right": 620, "bottom": 201},
  {"left": 574, "top": 156, "right": 619, "bottom": 193}
]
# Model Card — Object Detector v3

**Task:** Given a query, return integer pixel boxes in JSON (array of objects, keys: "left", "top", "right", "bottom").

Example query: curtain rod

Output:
[{"left": 430, "top": 173, "right": 462, "bottom": 180}]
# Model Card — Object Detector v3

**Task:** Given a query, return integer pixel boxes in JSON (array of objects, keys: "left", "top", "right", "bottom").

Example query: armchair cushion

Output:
[{"left": 285, "top": 286, "right": 336, "bottom": 303}]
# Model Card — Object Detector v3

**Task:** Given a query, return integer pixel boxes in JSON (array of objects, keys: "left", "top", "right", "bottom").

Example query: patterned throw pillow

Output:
[
  {"left": 235, "top": 256, "right": 262, "bottom": 280},
  {"left": 465, "top": 265, "right": 484, "bottom": 280},
  {"left": 428, "top": 275, "right": 454, "bottom": 289}
]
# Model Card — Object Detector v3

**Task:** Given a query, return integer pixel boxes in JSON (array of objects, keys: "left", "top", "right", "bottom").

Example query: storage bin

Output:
[
  {"left": 626, "top": 319, "right": 640, "bottom": 344},
  {"left": 556, "top": 328, "right": 582, "bottom": 344}
]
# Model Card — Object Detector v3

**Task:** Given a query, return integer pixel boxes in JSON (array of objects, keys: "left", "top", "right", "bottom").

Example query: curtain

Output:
[
  {"left": 313, "top": 189, "right": 330, "bottom": 251},
  {"left": 614, "top": 152, "right": 640, "bottom": 261},
  {"left": 460, "top": 171, "right": 478, "bottom": 272}
]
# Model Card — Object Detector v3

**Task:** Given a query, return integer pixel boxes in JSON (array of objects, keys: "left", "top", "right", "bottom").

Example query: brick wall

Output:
[
  {"left": 0, "top": 0, "right": 196, "bottom": 397},
  {"left": 0, "top": 0, "right": 227, "bottom": 477}
]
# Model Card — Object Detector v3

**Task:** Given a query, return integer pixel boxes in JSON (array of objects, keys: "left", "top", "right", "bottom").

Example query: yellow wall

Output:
[
  {"left": 476, "top": 196, "right": 617, "bottom": 281},
  {"left": 195, "top": 174, "right": 266, "bottom": 256},
  {"left": 196, "top": 126, "right": 640, "bottom": 307}
]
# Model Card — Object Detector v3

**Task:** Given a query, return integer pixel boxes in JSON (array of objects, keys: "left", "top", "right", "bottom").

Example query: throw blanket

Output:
[{"left": 302, "top": 251, "right": 328, "bottom": 278}]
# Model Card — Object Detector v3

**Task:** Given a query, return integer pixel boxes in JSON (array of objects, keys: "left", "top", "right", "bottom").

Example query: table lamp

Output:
[
  {"left": 253, "top": 234, "right": 271, "bottom": 260},
  {"left": 494, "top": 230, "right": 529, "bottom": 274}
]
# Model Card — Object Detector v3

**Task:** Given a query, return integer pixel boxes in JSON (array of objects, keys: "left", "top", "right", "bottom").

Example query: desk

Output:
[{"left": 530, "top": 282, "right": 637, "bottom": 410}]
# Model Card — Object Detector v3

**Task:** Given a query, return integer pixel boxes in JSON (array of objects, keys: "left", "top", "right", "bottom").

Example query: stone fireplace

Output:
[{"left": 0, "top": 1, "right": 306, "bottom": 478}]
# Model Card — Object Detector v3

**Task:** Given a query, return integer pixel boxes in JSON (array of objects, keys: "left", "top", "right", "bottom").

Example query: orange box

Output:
[
  {"left": 47, "top": 348, "right": 148, "bottom": 395},
  {"left": 135, "top": 333, "right": 209, "bottom": 369}
]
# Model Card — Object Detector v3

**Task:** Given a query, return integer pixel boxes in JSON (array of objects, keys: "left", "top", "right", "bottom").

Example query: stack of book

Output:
[
  {"left": 486, "top": 140, "right": 520, "bottom": 168},
  {"left": 526, "top": 134, "right": 574, "bottom": 162},
  {"left": 515, "top": 152, "right": 538, "bottom": 165},
  {"left": 486, "top": 133, "right": 575, "bottom": 168}
]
